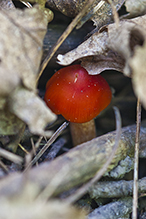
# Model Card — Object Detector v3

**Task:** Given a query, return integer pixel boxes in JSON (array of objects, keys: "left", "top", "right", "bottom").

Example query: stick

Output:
[{"left": 132, "top": 98, "right": 141, "bottom": 219}]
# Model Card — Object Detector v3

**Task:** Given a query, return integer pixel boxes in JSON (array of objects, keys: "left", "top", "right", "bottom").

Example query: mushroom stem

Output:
[{"left": 70, "top": 119, "right": 96, "bottom": 146}]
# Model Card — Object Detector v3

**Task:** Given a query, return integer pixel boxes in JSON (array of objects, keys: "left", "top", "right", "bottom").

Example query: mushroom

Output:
[{"left": 44, "top": 65, "right": 112, "bottom": 146}]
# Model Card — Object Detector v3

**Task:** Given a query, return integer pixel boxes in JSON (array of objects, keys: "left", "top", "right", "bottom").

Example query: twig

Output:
[
  {"left": 31, "top": 138, "right": 38, "bottom": 166},
  {"left": 89, "top": 177, "right": 146, "bottom": 199},
  {"left": 65, "top": 106, "right": 122, "bottom": 203},
  {"left": 18, "top": 143, "right": 29, "bottom": 154},
  {"left": 24, "top": 136, "right": 43, "bottom": 169},
  {"left": 104, "top": 156, "right": 134, "bottom": 179},
  {"left": 0, "top": 148, "right": 23, "bottom": 164},
  {"left": 0, "top": 160, "right": 9, "bottom": 174},
  {"left": 0, "top": 124, "right": 144, "bottom": 199},
  {"left": 24, "top": 122, "right": 69, "bottom": 171},
  {"left": 44, "top": 137, "right": 67, "bottom": 161},
  {"left": 132, "top": 98, "right": 141, "bottom": 219},
  {"left": 20, "top": 1, "right": 32, "bottom": 8},
  {"left": 88, "top": 197, "right": 132, "bottom": 219},
  {"left": 37, "top": 0, "right": 96, "bottom": 81}
]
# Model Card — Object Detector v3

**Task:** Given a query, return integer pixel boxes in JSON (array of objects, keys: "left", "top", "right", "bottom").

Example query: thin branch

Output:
[
  {"left": 24, "top": 122, "right": 69, "bottom": 171},
  {"left": 0, "top": 160, "right": 9, "bottom": 174},
  {"left": 0, "top": 148, "right": 23, "bottom": 164},
  {"left": 0, "top": 124, "right": 144, "bottom": 198},
  {"left": 89, "top": 177, "right": 146, "bottom": 199},
  {"left": 88, "top": 197, "right": 132, "bottom": 219},
  {"left": 132, "top": 98, "right": 141, "bottom": 219}
]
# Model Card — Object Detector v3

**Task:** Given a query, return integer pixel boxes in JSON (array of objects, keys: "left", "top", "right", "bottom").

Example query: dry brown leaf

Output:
[
  {"left": 0, "top": 6, "right": 56, "bottom": 143},
  {"left": 0, "top": 198, "right": 85, "bottom": 219},
  {"left": 0, "top": 180, "right": 85, "bottom": 219},
  {"left": 46, "top": 0, "right": 124, "bottom": 29},
  {"left": 108, "top": 14, "right": 146, "bottom": 108},
  {"left": 7, "top": 87, "right": 56, "bottom": 135},
  {"left": 57, "top": 31, "right": 109, "bottom": 67},
  {"left": 57, "top": 28, "right": 125, "bottom": 75},
  {"left": 125, "top": 0, "right": 146, "bottom": 18},
  {"left": 57, "top": 14, "right": 146, "bottom": 110},
  {"left": 81, "top": 51, "right": 124, "bottom": 75},
  {"left": 129, "top": 41, "right": 146, "bottom": 108},
  {"left": 0, "top": 6, "right": 50, "bottom": 91},
  {"left": 90, "top": 0, "right": 125, "bottom": 28},
  {"left": 57, "top": 15, "right": 146, "bottom": 75},
  {"left": 0, "top": 125, "right": 145, "bottom": 198},
  {"left": 108, "top": 15, "right": 146, "bottom": 76}
]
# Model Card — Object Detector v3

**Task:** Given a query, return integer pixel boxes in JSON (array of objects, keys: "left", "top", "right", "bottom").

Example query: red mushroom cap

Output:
[{"left": 44, "top": 65, "right": 112, "bottom": 123}]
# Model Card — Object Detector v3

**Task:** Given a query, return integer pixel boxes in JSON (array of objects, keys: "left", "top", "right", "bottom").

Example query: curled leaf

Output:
[
  {"left": 57, "top": 29, "right": 125, "bottom": 75},
  {"left": 57, "top": 31, "right": 109, "bottom": 66},
  {"left": 57, "top": 15, "right": 146, "bottom": 77},
  {"left": 7, "top": 87, "right": 56, "bottom": 135}
]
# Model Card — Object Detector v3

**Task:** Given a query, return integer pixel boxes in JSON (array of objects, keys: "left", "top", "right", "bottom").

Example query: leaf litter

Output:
[
  {"left": 0, "top": 0, "right": 146, "bottom": 218},
  {"left": 0, "top": 5, "right": 56, "bottom": 143}
]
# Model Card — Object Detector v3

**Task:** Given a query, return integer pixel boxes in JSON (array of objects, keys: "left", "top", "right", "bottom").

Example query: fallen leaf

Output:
[
  {"left": 108, "top": 15, "right": 145, "bottom": 76},
  {"left": 125, "top": 0, "right": 146, "bottom": 18},
  {"left": 0, "top": 6, "right": 50, "bottom": 91},
  {"left": 57, "top": 28, "right": 125, "bottom": 75},
  {"left": 57, "top": 31, "right": 109, "bottom": 66},
  {"left": 89, "top": 0, "right": 125, "bottom": 28},
  {"left": 130, "top": 40, "right": 146, "bottom": 108},
  {"left": 80, "top": 51, "right": 125, "bottom": 75},
  {"left": 46, "top": 0, "right": 124, "bottom": 29},
  {"left": 0, "top": 6, "right": 56, "bottom": 147},
  {"left": 57, "top": 13, "right": 146, "bottom": 110},
  {"left": 7, "top": 86, "right": 56, "bottom": 135},
  {"left": 0, "top": 178, "right": 86, "bottom": 219},
  {"left": 0, "top": 198, "right": 85, "bottom": 219},
  {"left": 57, "top": 15, "right": 146, "bottom": 76}
]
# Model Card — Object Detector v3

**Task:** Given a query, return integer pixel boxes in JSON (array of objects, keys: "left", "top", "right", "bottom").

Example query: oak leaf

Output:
[{"left": 0, "top": 6, "right": 56, "bottom": 143}]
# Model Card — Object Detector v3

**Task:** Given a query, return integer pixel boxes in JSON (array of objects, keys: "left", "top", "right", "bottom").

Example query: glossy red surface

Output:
[{"left": 44, "top": 65, "right": 112, "bottom": 123}]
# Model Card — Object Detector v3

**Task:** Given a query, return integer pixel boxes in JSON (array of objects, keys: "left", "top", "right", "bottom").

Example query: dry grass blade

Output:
[
  {"left": 20, "top": 1, "right": 32, "bottom": 8},
  {"left": 65, "top": 106, "right": 122, "bottom": 203},
  {"left": 0, "top": 148, "right": 23, "bottom": 164},
  {"left": 132, "top": 98, "right": 141, "bottom": 219},
  {"left": 24, "top": 136, "right": 43, "bottom": 169},
  {"left": 24, "top": 122, "right": 69, "bottom": 171}
]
